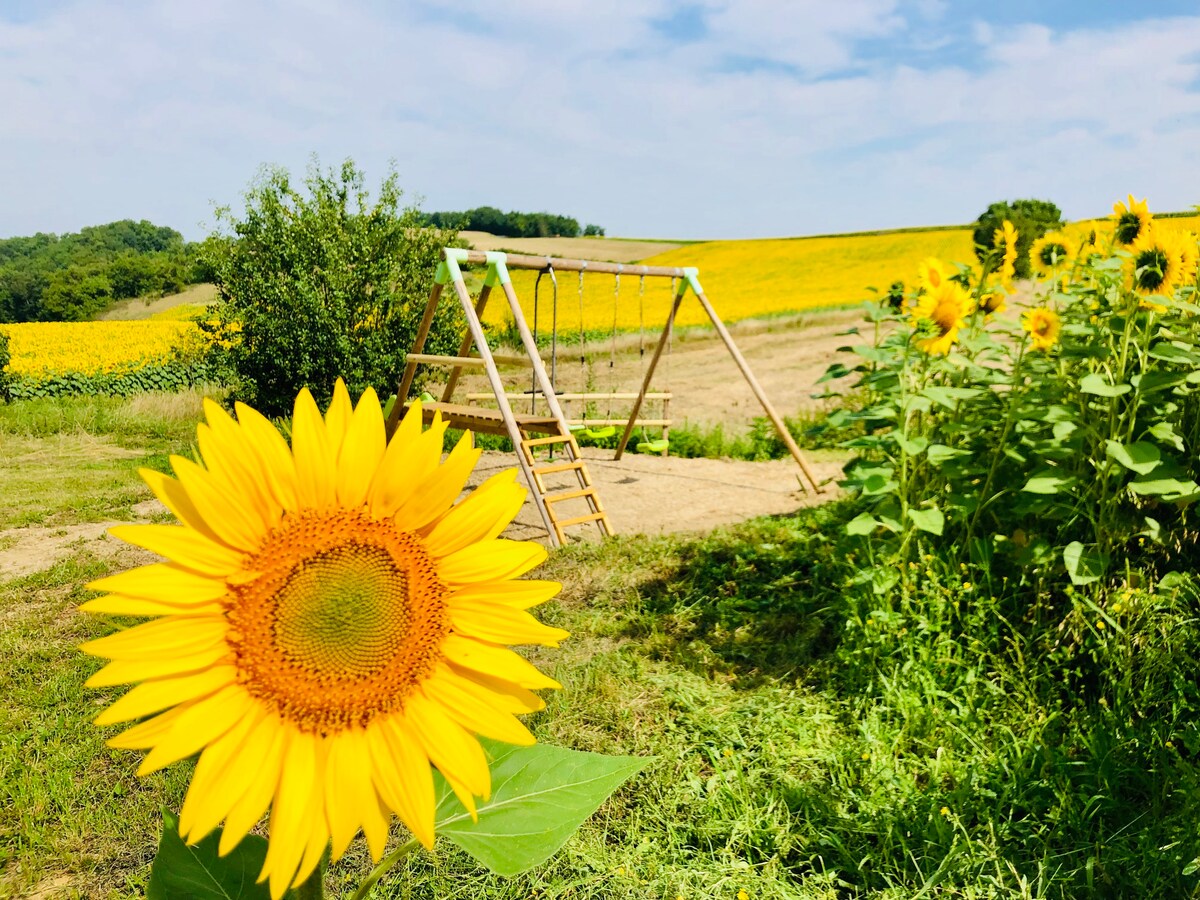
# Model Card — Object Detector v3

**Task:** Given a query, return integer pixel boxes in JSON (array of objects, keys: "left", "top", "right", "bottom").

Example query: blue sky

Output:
[{"left": 1, "top": 0, "right": 1198, "bottom": 241}]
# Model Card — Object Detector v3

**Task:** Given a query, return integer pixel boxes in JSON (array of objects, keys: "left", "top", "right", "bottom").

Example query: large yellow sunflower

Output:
[
  {"left": 81, "top": 383, "right": 566, "bottom": 899},
  {"left": 1022, "top": 306, "right": 1061, "bottom": 351},
  {"left": 909, "top": 279, "right": 973, "bottom": 354},
  {"left": 1029, "top": 232, "right": 1075, "bottom": 277},
  {"left": 1112, "top": 194, "right": 1152, "bottom": 246},
  {"left": 993, "top": 220, "right": 1018, "bottom": 283},
  {"left": 1127, "top": 226, "right": 1192, "bottom": 297}
]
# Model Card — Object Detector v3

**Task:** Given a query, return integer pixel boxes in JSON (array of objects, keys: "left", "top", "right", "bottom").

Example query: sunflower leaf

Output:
[
  {"left": 146, "top": 809, "right": 276, "bottom": 900},
  {"left": 434, "top": 741, "right": 649, "bottom": 876}
]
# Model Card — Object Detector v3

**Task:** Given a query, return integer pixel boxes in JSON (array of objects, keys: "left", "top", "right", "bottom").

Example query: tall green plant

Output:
[
  {"left": 0, "top": 328, "right": 12, "bottom": 402},
  {"left": 972, "top": 198, "right": 1062, "bottom": 278},
  {"left": 204, "top": 159, "right": 463, "bottom": 416},
  {"left": 825, "top": 214, "right": 1200, "bottom": 596}
]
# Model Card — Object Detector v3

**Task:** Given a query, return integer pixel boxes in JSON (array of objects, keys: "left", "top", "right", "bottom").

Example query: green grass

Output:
[
  {"left": 5, "top": 396, "right": 1200, "bottom": 898},
  {"left": 0, "top": 392, "right": 213, "bottom": 527}
]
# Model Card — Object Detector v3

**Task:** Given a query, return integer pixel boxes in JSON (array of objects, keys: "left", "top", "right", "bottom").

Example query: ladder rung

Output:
[
  {"left": 522, "top": 435, "right": 572, "bottom": 448},
  {"left": 544, "top": 488, "right": 597, "bottom": 505},
  {"left": 554, "top": 511, "right": 610, "bottom": 528},
  {"left": 567, "top": 419, "right": 671, "bottom": 427},
  {"left": 533, "top": 460, "right": 585, "bottom": 476}
]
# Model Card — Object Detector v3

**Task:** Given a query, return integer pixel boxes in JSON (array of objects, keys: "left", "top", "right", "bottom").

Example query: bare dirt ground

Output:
[{"left": 0, "top": 310, "right": 863, "bottom": 578}]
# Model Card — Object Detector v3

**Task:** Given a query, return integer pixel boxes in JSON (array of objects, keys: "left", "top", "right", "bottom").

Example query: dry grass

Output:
[
  {"left": 96, "top": 283, "right": 218, "bottom": 321},
  {"left": 461, "top": 231, "right": 685, "bottom": 262}
]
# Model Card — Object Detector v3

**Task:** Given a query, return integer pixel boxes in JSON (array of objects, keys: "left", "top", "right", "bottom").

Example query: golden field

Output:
[
  {"left": 0, "top": 321, "right": 197, "bottom": 376},
  {"left": 488, "top": 225, "right": 976, "bottom": 333}
]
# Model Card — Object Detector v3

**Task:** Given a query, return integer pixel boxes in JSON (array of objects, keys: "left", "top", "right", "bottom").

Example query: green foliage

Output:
[
  {"left": 0, "top": 220, "right": 203, "bottom": 323},
  {"left": 0, "top": 327, "right": 11, "bottom": 402},
  {"left": 830, "top": 227, "right": 1200, "bottom": 596},
  {"left": 6, "top": 358, "right": 221, "bottom": 400},
  {"left": 422, "top": 206, "right": 587, "bottom": 238},
  {"left": 972, "top": 198, "right": 1063, "bottom": 278},
  {"left": 205, "top": 159, "right": 463, "bottom": 416},
  {"left": 147, "top": 811, "right": 276, "bottom": 900}
]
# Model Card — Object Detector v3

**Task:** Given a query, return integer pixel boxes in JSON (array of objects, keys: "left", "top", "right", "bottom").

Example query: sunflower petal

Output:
[
  {"left": 405, "top": 691, "right": 491, "bottom": 801},
  {"left": 140, "top": 468, "right": 226, "bottom": 547},
  {"left": 108, "top": 524, "right": 247, "bottom": 578},
  {"left": 447, "top": 599, "right": 569, "bottom": 647},
  {"left": 367, "top": 405, "right": 447, "bottom": 518},
  {"left": 81, "top": 615, "right": 227, "bottom": 661},
  {"left": 79, "top": 595, "right": 226, "bottom": 617},
  {"left": 179, "top": 706, "right": 267, "bottom": 842},
  {"left": 325, "top": 729, "right": 388, "bottom": 861},
  {"left": 218, "top": 719, "right": 288, "bottom": 856},
  {"left": 234, "top": 402, "right": 299, "bottom": 512},
  {"left": 440, "top": 634, "right": 561, "bottom": 691},
  {"left": 369, "top": 717, "right": 435, "bottom": 849},
  {"left": 136, "top": 685, "right": 256, "bottom": 776},
  {"left": 393, "top": 431, "right": 481, "bottom": 531},
  {"left": 87, "top": 563, "right": 228, "bottom": 604},
  {"left": 105, "top": 706, "right": 187, "bottom": 750},
  {"left": 171, "top": 455, "right": 266, "bottom": 551},
  {"left": 94, "top": 664, "right": 237, "bottom": 725},
  {"left": 336, "top": 387, "right": 386, "bottom": 509},
  {"left": 421, "top": 469, "right": 525, "bottom": 558},
  {"left": 447, "top": 579, "right": 561, "bottom": 610},
  {"left": 292, "top": 388, "right": 336, "bottom": 511},
  {"left": 438, "top": 539, "right": 547, "bottom": 585},
  {"left": 324, "top": 379, "right": 354, "bottom": 454},
  {"left": 262, "top": 728, "right": 317, "bottom": 898},
  {"left": 86, "top": 646, "right": 231, "bottom": 687},
  {"left": 423, "top": 664, "right": 536, "bottom": 746}
]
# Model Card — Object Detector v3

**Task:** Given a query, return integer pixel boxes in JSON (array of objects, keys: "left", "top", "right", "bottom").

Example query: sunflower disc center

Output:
[
  {"left": 228, "top": 511, "right": 450, "bottom": 734},
  {"left": 273, "top": 544, "right": 409, "bottom": 679}
]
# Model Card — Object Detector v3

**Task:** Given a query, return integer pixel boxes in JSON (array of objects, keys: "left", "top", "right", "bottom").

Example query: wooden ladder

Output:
[{"left": 518, "top": 429, "right": 613, "bottom": 546}]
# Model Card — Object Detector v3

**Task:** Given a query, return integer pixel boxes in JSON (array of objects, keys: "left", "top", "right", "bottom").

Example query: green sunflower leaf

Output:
[
  {"left": 1063, "top": 541, "right": 1105, "bottom": 586},
  {"left": 434, "top": 741, "right": 649, "bottom": 876},
  {"left": 906, "top": 506, "right": 945, "bottom": 536},
  {"left": 1104, "top": 440, "right": 1161, "bottom": 475},
  {"left": 846, "top": 512, "right": 881, "bottom": 536},
  {"left": 1078, "top": 373, "right": 1131, "bottom": 396},
  {"left": 146, "top": 809, "right": 275, "bottom": 900}
]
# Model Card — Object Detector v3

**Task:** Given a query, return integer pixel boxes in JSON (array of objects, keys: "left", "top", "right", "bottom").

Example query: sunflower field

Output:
[{"left": 0, "top": 319, "right": 216, "bottom": 399}]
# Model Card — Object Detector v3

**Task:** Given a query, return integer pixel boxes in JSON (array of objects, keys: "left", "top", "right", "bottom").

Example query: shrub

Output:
[
  {"left": 972, "top": 198, "right": 1063, "bottom": 278},
  {"left": 204, "top": 159, "right": 463, "bottom": 416},
  {"left": 0, "top": 328, "right": 11, "bottom": 402}
]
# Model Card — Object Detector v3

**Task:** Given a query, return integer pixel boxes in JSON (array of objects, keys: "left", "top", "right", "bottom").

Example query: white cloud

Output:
[{"left": 0, "top": 1, "right": 1197, "bottom": 241}]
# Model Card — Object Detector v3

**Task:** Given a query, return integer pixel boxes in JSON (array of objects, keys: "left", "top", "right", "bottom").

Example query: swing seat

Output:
[
  {"left": 637, "top": 439, "right": 669, "bottom": 454},
  {"left": 583, "top": 426, "right": 616, "bottom": 439}
]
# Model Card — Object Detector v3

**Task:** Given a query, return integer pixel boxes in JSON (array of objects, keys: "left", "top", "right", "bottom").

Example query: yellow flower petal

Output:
[
  {"left": 108, "top": 524, "right": 247, "bottom": 578},
  {"left": 421, "top": 469, "right": 526, "bottom": 558},
  {"left": 79, "top": 595, "right": 225, "bottom": 617},
  {"left": 440, "top": 634, "right": 561, "bottom": 691},
  {"left": 86, "top": 646, "right": 231, "bottom": 688},
  {"left": 324, "top": 379, "right": 355, "bottom": 455},
  {"left": 94, "top": 664, "right": 237, "bottom": 725},
  {"left": 422, "top": 664, "right": 536, "bottom": 746},
  {"left": 171, "top": 455, "right": 266, "bottom": 551},
  {"left": 218, "top": 719, "right": 289, "bottom": 856},
  {"left": 368, "top": 717, "right": 435, "bottom": 849},
  {"left": 139, "top": 468, "right": 227, "bottom": 548},
  {"left": 137, "top": 685, "right": 257, "bottom": 776},
  {"left": 366, "top": 405, "right": 446, "bottom": 518},
  {"left": 81, "top": 615, "right": 228, "bottom": 661},
  {"left": 234, "top": 401, "right": 299, "bottom": 512},
  {"left": 291, "top": 388, "right": 336, "bottom": 511},
  {"left": 325, "top": 729, "right": 388, "bottom": 861},
  {"left": 179, "top": 706, "right": 267, "bottom": 841},
  {"left": 393, "top": 431, "right": 481, "bottom": 531},
  {"left": 438, "top": 539, "right": 548, "bottom": 585},
  {"left": 87, "top": 563, "right": 228, "bottom": 604},
  {"left": 448, "top": 579, "right": 561, "bottom": 610},
  {"left": 335, "top": 387, "right": 386, "bottom": 509},
  {"left": 447, "top": 598, "right": 570, "bottom": 647}
]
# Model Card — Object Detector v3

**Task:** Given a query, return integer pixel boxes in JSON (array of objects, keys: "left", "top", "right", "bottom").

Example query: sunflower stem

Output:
[
  {"left": 348, "top": 838, "right": 421, "bottom": 900},
  {"left": 295, "top": 853, "right": 329, "bottom": 900}
]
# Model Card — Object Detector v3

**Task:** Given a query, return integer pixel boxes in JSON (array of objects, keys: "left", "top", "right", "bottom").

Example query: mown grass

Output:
[
  {"left": 5, "top": 396, "right": 1200, "bottom": 898},
  {"left": 0, "top": 392, "right": 212, "bottom": 528}
]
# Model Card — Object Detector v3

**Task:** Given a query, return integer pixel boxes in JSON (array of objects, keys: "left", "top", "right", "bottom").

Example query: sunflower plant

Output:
[
  {"left": 819, "top": 197, "right": 1200, "bottom": 598},
  {"left": 81, "top": 381, "right": 645, "bottom": 899}
]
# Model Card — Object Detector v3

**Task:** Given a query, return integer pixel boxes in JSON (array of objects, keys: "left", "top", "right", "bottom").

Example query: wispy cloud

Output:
[{"left": 0, "top": 1, "right": 1196, "bottom": 240}]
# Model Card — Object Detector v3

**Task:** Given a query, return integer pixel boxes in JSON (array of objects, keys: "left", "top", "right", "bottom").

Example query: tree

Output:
[
  {"left": 204, "top": 159, "right": 463, "bottom": 416},
  {"left": 972, "top": 199, "right": 1063, "bottom": 279}
]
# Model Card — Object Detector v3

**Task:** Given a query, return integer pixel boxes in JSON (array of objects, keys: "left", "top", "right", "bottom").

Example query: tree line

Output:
[
  {"left": 0, "top": 220, "right": 210, "bottom": 322},
  {"left": 419, "top": 206, "right": 604, "bottom": 239}
]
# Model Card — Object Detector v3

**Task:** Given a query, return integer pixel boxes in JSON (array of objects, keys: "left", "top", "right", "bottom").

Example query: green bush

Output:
[
  {"left": 972, "top": 198, "right": 1063, "bottom": 278},
  {"left": 204, "top": 159, "right": 464, "bottom": 417},
  {"left": 0, "top": 328, "right": 11, "bottom": 402},
  {"left": 7, "top": 359, "right": 219, "bottom": 400}
]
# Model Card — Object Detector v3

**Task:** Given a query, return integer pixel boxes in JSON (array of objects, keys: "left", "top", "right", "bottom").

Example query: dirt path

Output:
[{"left": 0, "top": 310, "right": 866, "bottom": 579}]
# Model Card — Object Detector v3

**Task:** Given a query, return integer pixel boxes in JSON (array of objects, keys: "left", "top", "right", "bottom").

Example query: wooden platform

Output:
[{"left": 407, "top": 401, "right": 562, "bottom": 437}]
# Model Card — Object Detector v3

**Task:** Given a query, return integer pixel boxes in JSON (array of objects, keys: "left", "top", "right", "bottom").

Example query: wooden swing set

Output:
[{"left": 388, "top": 247, "right": 820, "bottom": 547}]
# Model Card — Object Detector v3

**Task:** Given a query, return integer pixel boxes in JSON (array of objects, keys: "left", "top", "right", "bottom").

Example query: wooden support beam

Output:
[
  {"left": 453, "top": 248, "right": 688, "bottom": 279},
  {"left": 442, "top": 284, "right": 492, "bottom": 403},
  {"left": 389, "top": 281, "right": 444, "bottom": 437},
  {"left": 692, "top": 288, "right": 823, "bottom": 494}
]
